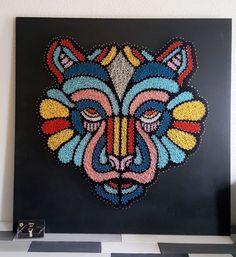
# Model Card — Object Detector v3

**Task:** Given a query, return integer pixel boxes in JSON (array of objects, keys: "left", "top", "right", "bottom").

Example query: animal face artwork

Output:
[{"left": 39, "top": 38, "right": 207, "bottom": 207}]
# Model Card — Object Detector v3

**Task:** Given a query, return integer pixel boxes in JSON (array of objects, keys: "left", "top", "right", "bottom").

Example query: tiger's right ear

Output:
[
  {"left": 156, "top": 40, "right": 195, "bottom": 86},
  {"left": 46, "top": 38, "right": 85, "bottom": 84}
]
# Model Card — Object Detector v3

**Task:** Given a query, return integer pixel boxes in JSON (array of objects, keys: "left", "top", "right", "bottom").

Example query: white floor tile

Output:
[
  {"left": 122, "top": 234, "right": 234, "bottom": 244},
  {"left": 13, "top": 233, "right": 121, "bottom": 242},
  {"left": 101, "top": 242, "right": 160, "bottom": 253},
  {"left": 189, "top": 254, "right": 233, "bottom": 257}
]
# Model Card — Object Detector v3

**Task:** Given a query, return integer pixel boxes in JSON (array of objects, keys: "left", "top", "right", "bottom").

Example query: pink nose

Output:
[{"left": 108, "top": 155, "right": 133, "bottom": 171}]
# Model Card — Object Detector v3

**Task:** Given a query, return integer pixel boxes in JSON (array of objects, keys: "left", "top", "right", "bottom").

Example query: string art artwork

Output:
[{"left": 39, "top": 38, "right": 207, "bottom": 207}]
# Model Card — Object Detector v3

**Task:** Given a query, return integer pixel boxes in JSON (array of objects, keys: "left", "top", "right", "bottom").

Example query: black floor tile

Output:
[
  {"left": 111, "top": 255, "right": 159, "bottom": 257},
  {"left": 111, "top": 253, "right": 188, "bottom": 257},
  {"left": 159, "top": 243, "right": 236, "bottom": 254},
  {"left": 28, "top": 241, "right": 101, "bottom": 252}
]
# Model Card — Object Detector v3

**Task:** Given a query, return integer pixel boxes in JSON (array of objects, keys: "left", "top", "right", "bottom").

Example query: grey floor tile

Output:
[
  {"left": 0, "top": 231, "right": 14, "bottom": 241},
  {"left": 42, "top": 233, "right": 121, "bottom": 242},
  {"left": 190, "top": 254, "right": 233, "bottom": 257},
  {"left": 0, "top": 241, "right": 31, "bottom": 252},
  {"left": 111, "top": 254, "right": 188, "bottom": 257},
  {"left": 159, "top": 243, "right": 236, "bottom": 254},
  {"left": 28, "top": 241, "right": 101, "bottom": 252}
]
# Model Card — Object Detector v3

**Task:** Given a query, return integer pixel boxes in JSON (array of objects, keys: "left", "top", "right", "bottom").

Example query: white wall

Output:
[{"left": 0, "top": 0, "right": 235, "bottom": 229}]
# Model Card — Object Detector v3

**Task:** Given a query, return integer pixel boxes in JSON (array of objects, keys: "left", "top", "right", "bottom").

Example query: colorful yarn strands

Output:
[{"left": 39, "top": 38, "right": 207, "bottom": 207}]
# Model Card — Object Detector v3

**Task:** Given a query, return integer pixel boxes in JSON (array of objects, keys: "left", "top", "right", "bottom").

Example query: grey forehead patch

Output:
[{"left": 107, "top": 51, "right": 135, "bottom": 101}]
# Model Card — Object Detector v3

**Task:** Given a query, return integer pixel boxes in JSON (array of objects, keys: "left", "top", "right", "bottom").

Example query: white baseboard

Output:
[
  {"left": 0, "top": 221, "right": 12, "bottom": 231},
  {"left": 0, "top": 220, "right": 235, "bottom": 233}
]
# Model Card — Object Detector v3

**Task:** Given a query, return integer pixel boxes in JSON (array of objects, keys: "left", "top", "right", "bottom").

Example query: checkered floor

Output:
[{"left": 0, "top": 231, "right": 236, "bottom": 256}]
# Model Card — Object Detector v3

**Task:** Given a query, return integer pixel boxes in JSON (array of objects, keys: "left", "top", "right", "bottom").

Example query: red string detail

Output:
[
  {"left": 47, "top": 42, "right": 64, "bottom": 84},
  {"left": 60, "top": 39, "right": 85, "bottom": 61},
  {"left": 95, "top": 48, "right": 109, "bottom": 62},
  {"left": 107, "top": 117, "right": 114, "bottom": 155},
  {"left": 172, "top": 121, "right": 201, "bottom": 133},
  {"left": 41, "top": 119, "right": 71, "bottom": 135},
  {"left": 108, "top": 181, "right": 132, "bottom": 189},
  {"left": 156, "top": 41, "right": 183, "bottom": 62},
  {"left": 177, "top": 45, "right": 193, "bottom": 86},
  {"left": 109, "top": 181, "right": 118, "bottom": 189},
  {"left": 128, "top": 118, "right": 135, "bottom": 155},
  {"left": 121, "top": 183, "right": 132, "bottom": 189},
  {"left": 132, "top": 48, "right": 145, "bottom": 62}
]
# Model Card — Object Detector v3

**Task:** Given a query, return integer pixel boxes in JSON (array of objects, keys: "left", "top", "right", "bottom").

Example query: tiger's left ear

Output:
[
  {"left": 156, "top": 40, "right": 195, "bottom": 86},
  {"left": 46, "top": 38, "right": 85, "bottom": 84}
]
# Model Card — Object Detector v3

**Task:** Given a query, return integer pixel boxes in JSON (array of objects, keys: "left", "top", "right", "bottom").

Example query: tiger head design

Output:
[{"left": 39, "top": 38, "right": 207, "bottom": 207}]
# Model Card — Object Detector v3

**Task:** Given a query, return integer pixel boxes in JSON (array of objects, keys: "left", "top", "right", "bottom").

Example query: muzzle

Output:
[{"left": 106, "top": 116, "right": 135, "bottom": 157}]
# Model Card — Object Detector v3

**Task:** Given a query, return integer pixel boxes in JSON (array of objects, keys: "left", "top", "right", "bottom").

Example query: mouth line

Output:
[
  {"left": 95, "top": 178, "right": 145, "bottom": 206},
  {"left": 105, "top": 178, "right": 137, "bottom": 191}
]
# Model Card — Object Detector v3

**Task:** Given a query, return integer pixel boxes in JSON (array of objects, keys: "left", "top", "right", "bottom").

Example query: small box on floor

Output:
[{"left": 16, "top": 220, "right": 45, "bottom": 239}]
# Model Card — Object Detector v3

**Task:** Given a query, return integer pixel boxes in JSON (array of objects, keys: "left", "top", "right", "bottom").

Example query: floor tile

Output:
[
  {"left": 0, "top": 241, "right": 31, "bottom": 252},
  {"left": 189, "top": 254, "right": 233, "bottom": 257},
  {"left": 2, "top": 253, "right": 110, "bottom": 257},
  {"left": 14, "top": 233, "right": 121, "bottom": 242},
  {"left": 111, "top": 254, "right": 159, "bottom": 257},
  {"left": 0, "top": 231, "right": 14, "bottom": 241},
  {"left": 159, "top": 243, "right": 236, "bottom": 254},
  {"left": 111, "top": 254, "right": 188, "bottom": 257},
  {"left": 28, "top": 241, "right": 101, "bottom": 252},
  {"left": 122, "top": 235, "right": 233, "bottom": 244},
  {"left": 102, "top": 242, "right": 160, "bottom": 254}
]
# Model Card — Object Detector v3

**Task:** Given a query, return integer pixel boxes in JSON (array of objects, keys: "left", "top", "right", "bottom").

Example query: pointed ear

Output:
[
  {"left": 46, "top": 39, "right": 85, "bottom": 84},
  {"left": 156, "top": 40, "right": 195, "bottom": 85}
]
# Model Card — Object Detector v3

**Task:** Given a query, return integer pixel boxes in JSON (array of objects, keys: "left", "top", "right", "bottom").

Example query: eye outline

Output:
[
  {"left": 139, "top": 109, "right": 162, "bottom": 124},
  {"left": 134, "top": 100, "right": 165, "bottom": 124},
  {"left": 80, "top": 107, "right": 103, "bottom": 122}
]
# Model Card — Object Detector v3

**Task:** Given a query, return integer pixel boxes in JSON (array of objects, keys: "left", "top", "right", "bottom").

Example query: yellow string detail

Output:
[
  {"left": 101, "top": 46, "right": 117, "bottom": 66},
  {"left": 123, "top": 46, "right": 140, "bottom": 67}
]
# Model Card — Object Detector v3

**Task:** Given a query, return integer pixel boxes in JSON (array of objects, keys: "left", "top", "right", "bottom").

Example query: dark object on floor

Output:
[{"left": 17, "top": 219, "right": 45, "bottom": 239}]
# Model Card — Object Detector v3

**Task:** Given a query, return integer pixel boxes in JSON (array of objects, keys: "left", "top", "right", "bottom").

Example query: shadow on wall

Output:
[
  {"left": 231, "top": 182, "right": 236, "bottom": 227},
  {"left": 0, "top": 18, "right": 15, "bottom": 224},
  {"left": 217, "top": 182, "right": 231, "bottom": 235}
]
